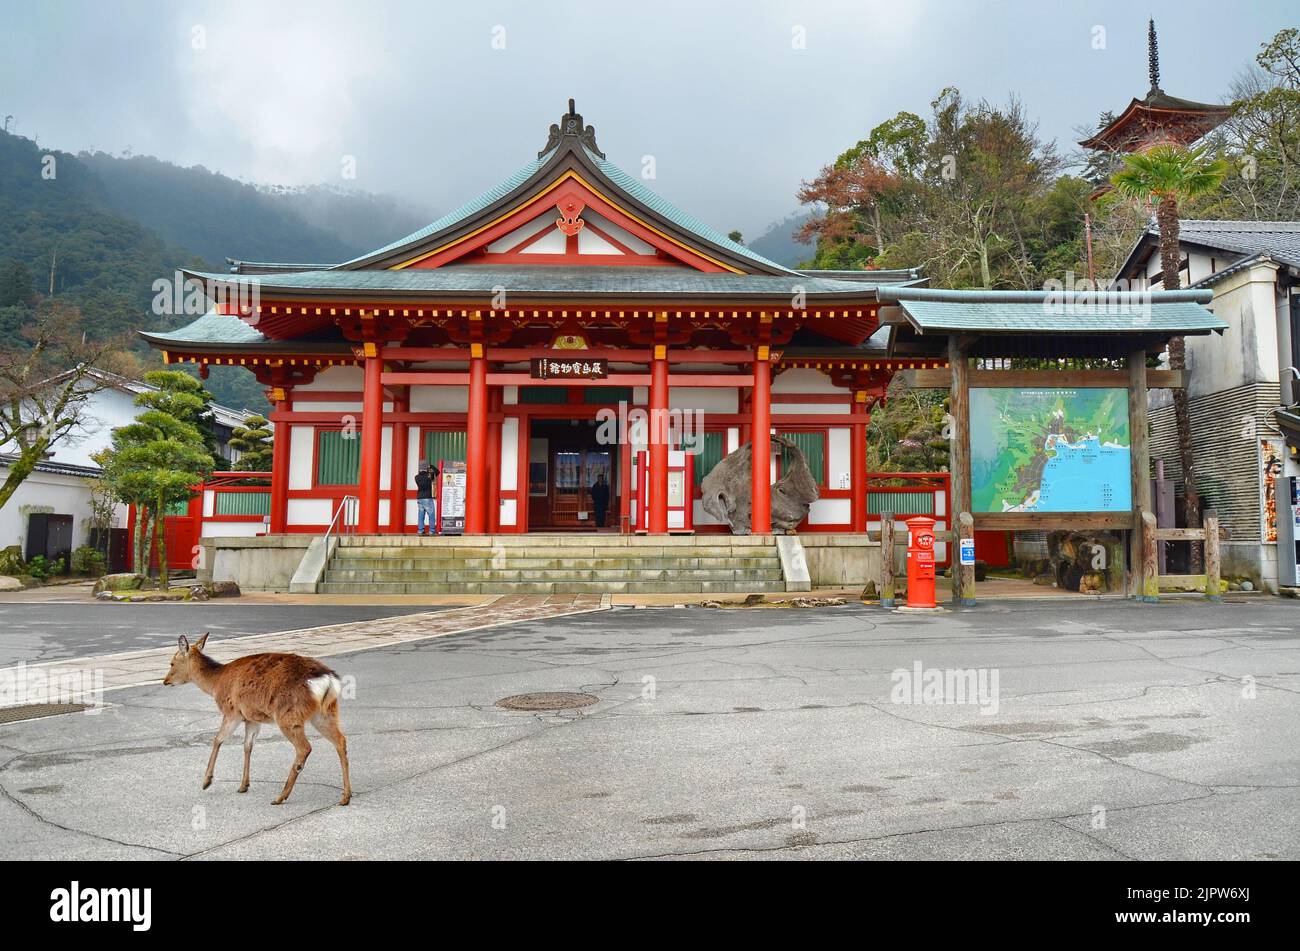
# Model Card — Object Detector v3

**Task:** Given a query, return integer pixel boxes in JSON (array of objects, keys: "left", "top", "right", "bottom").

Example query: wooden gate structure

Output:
[{"left": 880, "top": 286, "right": 1229, "bottom": 604}]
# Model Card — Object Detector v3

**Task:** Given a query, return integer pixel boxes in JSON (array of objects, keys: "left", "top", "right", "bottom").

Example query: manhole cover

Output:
[
  {"left": 496, "top": 692, "right": 598, "bottom": 711},
  {"left": 0, "top": 703, "right": 90, "bottom": 724}
]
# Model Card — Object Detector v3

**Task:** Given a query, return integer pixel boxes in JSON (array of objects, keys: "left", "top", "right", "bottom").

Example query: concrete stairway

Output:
[{"left": 316, "top": 534, "right": 788, "bottom": 595}]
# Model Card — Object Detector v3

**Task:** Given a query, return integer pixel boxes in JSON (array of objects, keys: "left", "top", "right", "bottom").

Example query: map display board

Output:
[{"left": 970, "top": 388, "right": 1131, "bottom": 513}]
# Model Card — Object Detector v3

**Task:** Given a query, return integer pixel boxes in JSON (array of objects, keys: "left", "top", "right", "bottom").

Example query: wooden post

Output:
[
  {"left": 649, "top": 343, "right": 670, "bottom": 534},
  {"left": 389, "top": 390, "right": 410, "bottom": 533},
  {"left": 466, "top": 342, "right": 488, "bottom": 534},
  {"left": 1141, "top": 511, "right": 1159, "bottom": 601},
  {"left": 957, "top": 511, "right": 975, "bottom": 606},
  {"left": 880, "top": 515, "right": 895, "bottom": 608},
  {"left": 358, "top": 351, "right": 384, "bottom": 534},
  {"left": 1128, "top": 347, "right": 1153, "bottom": 598},
  {"left": 1204, "top": 509, "right": 1222, "bottom": 601},
  {"left": 751, "top": 345, "right": 772, "bottom": 534},
  {"left": 269, "top": 387, "right": 292, "bottom": 533},
  {"left": 947, "top": 337, "right": 972, "bottom": 604}
]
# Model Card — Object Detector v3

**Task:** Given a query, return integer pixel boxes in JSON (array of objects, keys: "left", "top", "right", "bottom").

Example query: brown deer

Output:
[{"left": 162, "top": 633, "right": 351, "bottom": 806}]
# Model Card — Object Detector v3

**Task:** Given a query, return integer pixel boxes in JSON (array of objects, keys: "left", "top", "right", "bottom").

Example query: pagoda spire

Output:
[{"left": 1147, "top": 18, "right": 1161, "bottom": 92}]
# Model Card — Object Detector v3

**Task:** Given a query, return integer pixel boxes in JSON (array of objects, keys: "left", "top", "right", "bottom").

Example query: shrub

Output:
[
  {"left": 72, "top": 545, "right": 107, "bottom": 577},
  {"left": 24, "top": 556, "right": 65, "bottom": 581}
]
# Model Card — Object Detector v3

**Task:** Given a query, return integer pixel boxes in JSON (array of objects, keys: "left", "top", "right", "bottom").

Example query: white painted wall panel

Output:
[{"left": 288, "top": 426, "right": 314, "bottom": 489}]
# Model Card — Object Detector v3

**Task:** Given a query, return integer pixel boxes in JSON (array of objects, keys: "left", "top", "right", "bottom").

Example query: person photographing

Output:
[{"left": 414, "top": 459, "right": 440, "bottom": 535}]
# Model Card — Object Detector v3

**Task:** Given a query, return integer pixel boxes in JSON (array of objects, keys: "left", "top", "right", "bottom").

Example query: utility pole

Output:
[{"left": 1084, "top": 213, "right": 1095, "bottom": 286}]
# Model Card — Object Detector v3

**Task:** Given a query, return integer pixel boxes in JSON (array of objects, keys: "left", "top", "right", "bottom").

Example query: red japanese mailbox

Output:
[{"left": 905, "top": 516, "right": 938, "bottom": 609}]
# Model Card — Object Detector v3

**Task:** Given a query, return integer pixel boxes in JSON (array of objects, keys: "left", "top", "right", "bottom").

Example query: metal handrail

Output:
[{"left": 324, "top": 495, "right": 359, "bottom": 545}]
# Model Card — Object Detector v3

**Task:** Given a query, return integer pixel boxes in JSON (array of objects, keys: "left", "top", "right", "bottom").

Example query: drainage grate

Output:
[
  {"left": 496, "top": 691, "right": 598, "bottom": 711},
  {"left": 0, "top": 703, "right": 90, "bottom": 724}
]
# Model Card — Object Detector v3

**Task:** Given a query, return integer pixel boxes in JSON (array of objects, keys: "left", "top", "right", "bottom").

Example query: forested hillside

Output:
[{"left": 0, "top": 129, "right": 427, "bottom": 411}]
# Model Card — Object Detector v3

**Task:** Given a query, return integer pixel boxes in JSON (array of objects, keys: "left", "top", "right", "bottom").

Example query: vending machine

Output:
[{"left": 1278, "top": 475, "right": 1300, "bottom": 587}]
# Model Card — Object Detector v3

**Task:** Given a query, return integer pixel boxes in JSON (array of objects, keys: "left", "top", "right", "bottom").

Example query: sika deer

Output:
[{"left": 162, "top": 633, "right": 351, "bottom": 806}]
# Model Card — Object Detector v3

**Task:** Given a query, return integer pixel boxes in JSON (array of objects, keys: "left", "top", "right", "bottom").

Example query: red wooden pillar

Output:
[
  {"left": 618, "top": 430, "right": 632, "bottom": 534},
  {"left": 751, "top": 346, "right": 772, "bottom": 534},
  {"left": 269, "top": 386, "right": 291, "bottom": 533},
  {"left": 466, "top": 343, "right": 488, "bottom": 535},
  {"left": 851, "top": 391, "right": 868, "bottom": 533},
  {"left": 358, "top": 349, "right": 384, "bottom": 534},
  {"left": 390, "top": 389, "right": 410, "bottom": 533},
  {"left": 648, "top": 344, "right": 669, "bottom": 534},
  {"left": 486, "top": 387, "right": 502, "bottom": 532}
]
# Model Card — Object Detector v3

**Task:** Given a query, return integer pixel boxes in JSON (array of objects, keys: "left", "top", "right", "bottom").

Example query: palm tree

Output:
[{"left": 1109, "top": 144, "right": 1228, "bottom": 563}]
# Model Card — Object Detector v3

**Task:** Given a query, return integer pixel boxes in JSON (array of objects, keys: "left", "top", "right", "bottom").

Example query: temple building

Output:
[
  {"left": 143, "top": 101, "right": 943, "bottom": 551},
  {"left": 1079, "top": 19, "right": 1231, "bottom": 155}
]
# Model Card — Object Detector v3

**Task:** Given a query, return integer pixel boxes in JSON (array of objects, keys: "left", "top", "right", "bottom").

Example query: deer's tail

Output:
[{"left": 306, "top": 672, "right": 343, "bottom": 710}]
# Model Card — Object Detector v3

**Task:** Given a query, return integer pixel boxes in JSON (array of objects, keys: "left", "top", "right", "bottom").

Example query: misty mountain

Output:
[
  {"left": 745, "top": 212, "right": 814, "bottom": 268},
  {"left": 0, "top": 128, "right": 430, "bottom": 411}
]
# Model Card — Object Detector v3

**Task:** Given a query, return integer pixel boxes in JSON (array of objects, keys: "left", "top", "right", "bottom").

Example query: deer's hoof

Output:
[
  {"left": 237, "top": 785, "right": 248, "bottom": 794},
  {"left": 271, "top": 796, "right": 286, "bottom": 805},
  {"left": 338, "top": 794, "right": 351, "bottom": 807},
  {"left": 201, "top": 778, "right": 212, "bottom": 790}
]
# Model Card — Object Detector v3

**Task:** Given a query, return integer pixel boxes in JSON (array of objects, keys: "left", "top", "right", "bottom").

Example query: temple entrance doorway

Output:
[{"left": 527, "top": 418, "right": 618, "bottom": 531}]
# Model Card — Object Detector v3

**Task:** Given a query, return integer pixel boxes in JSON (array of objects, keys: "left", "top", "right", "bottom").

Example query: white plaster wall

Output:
[
  {"left": 293, "top": 400, "right": 365, "bottom": 413},
  {"left": 288, "top": 426, "right": 314, "bottom": 490},
  {"left": 200, "top": 521, "right": 262, "bottom": 538},
  {"left": 828, "top": 428, "right": 851, "bottom": 490},
  {"left": 500, "top": 498, "right": 517, "bottom": 527},
  {"left": 287, "top": 498, "right": 332, "bottom": 525},
  {"left": 297, "top": 366, "right": 364, "bottom": 392},
  {"left": 411, "top": 385, "right": 469, "bottom": 412},
  {"left": 501, "top": 418, "right": 519, "bottom": 490},
  {"left": 772, "top": 367, "right": 843, "bottom": 394},
  {"left": 669, "top": 387, "right": 738, "bottom": 413},
  {"left": 773, "top": 403, "right": 850, "bottom": 415},
  {"left": 809, "top": 498, "right": 851, "bottom": 525},
  {"left": 380, "top": 427, "right": 393, "bottom": 490},
  {"left": 0, "top": 469, "right": 100, "bottom": 552}
]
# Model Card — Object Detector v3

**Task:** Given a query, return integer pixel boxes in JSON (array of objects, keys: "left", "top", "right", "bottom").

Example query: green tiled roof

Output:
[
  {"left": 877, "top": 287, "right": 1226, "bottom": 334},
  {"left": 340, "top": 151, "right": 555, "bottom": 266},
  {"left": 582, "top": 148, "right": 792, "bottom": 273},
  {"left": 182, "top": 264, "right": 892, "bottom": 300},
  {"left": 144, "top": 310, "right": 269, "bottom": 345}
]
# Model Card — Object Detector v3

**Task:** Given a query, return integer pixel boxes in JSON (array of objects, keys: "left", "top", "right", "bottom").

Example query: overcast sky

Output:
[{"left": 1, "top": 1, "right": 1293, "bottom": 242}]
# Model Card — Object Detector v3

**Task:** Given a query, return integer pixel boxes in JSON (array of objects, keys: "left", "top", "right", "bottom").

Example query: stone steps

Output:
[
  {"left": 325, "top": 567, "right": 784, "bottom": 583},
  {"left": 316, "top": 579, "right": 788, "bottom": 595},
  {"left": 328, "top": 556, "right": 778, "bottom": 571},
  {"left": 317, "top": 535, "right": 789, "bottom": 594}
]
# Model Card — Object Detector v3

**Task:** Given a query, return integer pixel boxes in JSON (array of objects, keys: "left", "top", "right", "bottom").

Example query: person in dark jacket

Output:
[
  {"left": 414, "top": 460, "right": 439, "bottom": 535},
  {"left": 589, "top": 472, "right": 610, "bottom": 528}
]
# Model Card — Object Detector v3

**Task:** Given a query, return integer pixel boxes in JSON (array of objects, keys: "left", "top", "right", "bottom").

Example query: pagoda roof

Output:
[
  {"left": 1079, "top": 21, "right": 1230, "bottom": 152},
  {"left": 1078, "top": 88, "right": 1232, "bottom": 151},
  {"left": 182, "top": 263, "right": 918, "bottom": 305}
]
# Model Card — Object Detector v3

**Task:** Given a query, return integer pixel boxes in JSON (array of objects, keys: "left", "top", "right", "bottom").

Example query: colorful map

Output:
[{"left": 970, "top": 388, "right": 1131, "bottom": 513}]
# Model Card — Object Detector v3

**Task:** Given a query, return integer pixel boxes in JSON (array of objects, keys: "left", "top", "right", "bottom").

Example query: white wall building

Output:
[
  {"left": 0, "top": 369, "right": 249, "bottom": 564},
  {"left": 1115, "top": 220, "right": 1300, "bottom": 590}
]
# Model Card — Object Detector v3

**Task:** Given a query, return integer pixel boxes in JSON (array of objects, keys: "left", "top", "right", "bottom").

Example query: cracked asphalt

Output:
[{"left": 1, "top": 597, "right": 1297, "bottom": 860}]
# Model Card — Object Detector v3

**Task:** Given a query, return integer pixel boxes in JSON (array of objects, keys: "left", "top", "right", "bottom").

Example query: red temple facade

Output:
[{"left": 143, "top": 103, "right": 942, "bottom": 539}]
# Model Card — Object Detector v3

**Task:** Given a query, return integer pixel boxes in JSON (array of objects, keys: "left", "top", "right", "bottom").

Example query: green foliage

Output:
[
  {"left": 867, "top": 381, "right": 950, "bottom": 473},
  {"left": 799, "top": 89, "right": 1073, "bottom": 288},
  {"left": 228, "top": 414, "right": 274, "bottom": 471},
  {"left": 24, "top": 555, "right": 65, "bottom": 581},
  {"left": 71, "top": 545, "right": 107, "bottom": 577},
  {"left": 0, "top": 545, "right": 23, "bottom": 575},
  {"left": 1107, "top": 144, "right": 1230, "bottom": 206},
  {"left": 98, "top": 371, "right": 216, "bottom": 584}
]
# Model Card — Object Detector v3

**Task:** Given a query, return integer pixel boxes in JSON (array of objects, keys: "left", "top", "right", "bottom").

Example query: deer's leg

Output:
[
  {"left": 202, "top": 713, "right": 239, "bottom": 790},
  {"left": 312, "top": 708, "right": 351, "bottom": 806},
  {"left": 238, "top": 722, "right": 261, "bottom": 794},
  {"left": 270, "top": 720, "right": 311, "bottom": 805}
]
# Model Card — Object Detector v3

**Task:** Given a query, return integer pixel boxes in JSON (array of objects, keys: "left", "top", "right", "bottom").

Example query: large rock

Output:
[
  {"left": 700, "top": 435, "right": 820, "bottom": 534},
  {"left": 92, "top": 573, "right": 145, "bottom": 594}
]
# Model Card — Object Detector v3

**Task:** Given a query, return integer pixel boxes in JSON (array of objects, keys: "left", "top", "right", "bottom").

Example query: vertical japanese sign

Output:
[{"left": 439, "top": 459, "right": 467, "bottom": 535}]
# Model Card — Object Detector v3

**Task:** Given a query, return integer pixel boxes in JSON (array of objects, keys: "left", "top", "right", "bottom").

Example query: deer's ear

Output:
[
  {"left": 194, "top": 633, "right": 210, "bottom": 652},
  {"left": 178, "top": 635, "right": 189, "bottom": 653}
]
